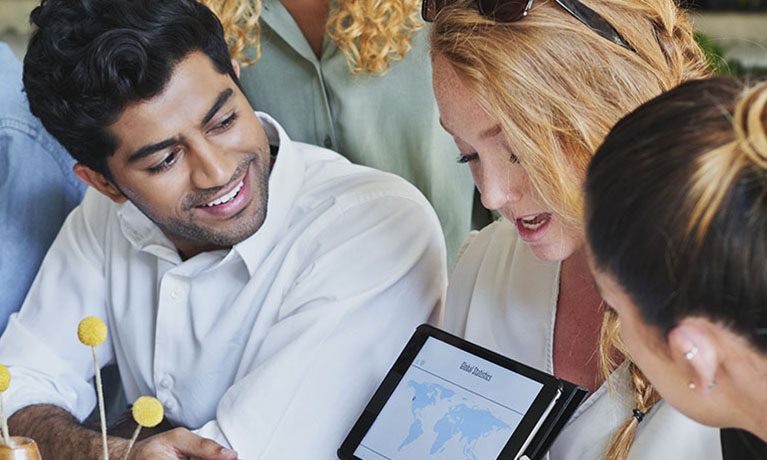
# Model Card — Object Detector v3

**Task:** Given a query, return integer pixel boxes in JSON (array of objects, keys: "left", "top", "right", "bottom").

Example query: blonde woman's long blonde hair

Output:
[
  {"left": 200, "top": 0, "right": 422, "bottom": 75},
  {"left": 430, "top": 1, "right": 710, "bottom": 458}
]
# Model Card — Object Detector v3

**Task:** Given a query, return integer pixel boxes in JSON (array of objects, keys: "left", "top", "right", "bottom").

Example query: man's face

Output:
[{"left": 99, "top": 51, "right": 271, "bottom": 258}]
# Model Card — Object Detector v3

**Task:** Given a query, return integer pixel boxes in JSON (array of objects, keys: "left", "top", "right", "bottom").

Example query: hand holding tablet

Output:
[{"left": 339, "top": 325, "right": 588, "bottom": 460}]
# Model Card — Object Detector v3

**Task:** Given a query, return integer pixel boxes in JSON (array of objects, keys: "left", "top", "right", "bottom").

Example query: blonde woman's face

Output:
[{"left": 432, "top": 55, "right": 583, "bottom": 262}]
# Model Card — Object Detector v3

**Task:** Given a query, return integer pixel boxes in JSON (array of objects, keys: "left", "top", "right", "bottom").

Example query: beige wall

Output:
[{"left": 0, "top": 0, "right": 36, "bottom": 58}]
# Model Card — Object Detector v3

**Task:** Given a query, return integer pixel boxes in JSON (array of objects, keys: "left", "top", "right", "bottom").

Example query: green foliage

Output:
[{"left": 694, "top": 31, "right": 731, "bottom": 75}]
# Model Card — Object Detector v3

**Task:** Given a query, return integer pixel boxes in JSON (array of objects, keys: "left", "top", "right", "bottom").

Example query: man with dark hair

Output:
[{"left": 0, "top": 1, "right": 446, "bottom": 459}]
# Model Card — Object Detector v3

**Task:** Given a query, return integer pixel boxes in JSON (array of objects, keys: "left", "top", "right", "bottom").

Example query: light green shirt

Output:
[{"left": 238, "top": 0, "right": 479, "bottom": 266}]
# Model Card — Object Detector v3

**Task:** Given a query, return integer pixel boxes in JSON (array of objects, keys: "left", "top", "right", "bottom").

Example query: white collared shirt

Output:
[
  {"left": 0, "top": 114, "right": 446, "bottom": 459},
  {"left": 445, "top": 219, "right": 721, "bottom": 460}
]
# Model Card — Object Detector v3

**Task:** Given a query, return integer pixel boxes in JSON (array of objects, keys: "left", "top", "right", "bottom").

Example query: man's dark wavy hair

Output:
[{"left": 23, "top": 0, "right": 239, "bottom": 177}]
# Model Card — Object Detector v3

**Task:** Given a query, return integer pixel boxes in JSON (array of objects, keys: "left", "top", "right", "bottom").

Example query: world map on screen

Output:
[{"left": 397, "top": 380, "right": 513, "bottom": 460}]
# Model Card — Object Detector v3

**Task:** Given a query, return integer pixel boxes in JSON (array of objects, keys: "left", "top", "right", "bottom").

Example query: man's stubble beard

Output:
[{"left": 125, "top": 150, "right": 271, "bottom": 250}]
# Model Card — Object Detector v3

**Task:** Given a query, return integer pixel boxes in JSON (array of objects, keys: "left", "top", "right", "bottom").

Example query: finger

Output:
[{"left": 167, "top": 428, "right": 239, "bottom": 460}]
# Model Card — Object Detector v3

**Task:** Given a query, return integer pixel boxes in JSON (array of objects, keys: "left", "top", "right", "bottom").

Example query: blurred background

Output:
[
  {"left": 1, "top": 0, "right": 766, "bottom": 74},
  {"left": 691, "top": 0, "right": 767, "bottom": 75}
]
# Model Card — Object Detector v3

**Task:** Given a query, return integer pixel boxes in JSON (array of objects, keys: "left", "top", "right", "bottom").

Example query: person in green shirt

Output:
[{"left": 201, "top": 0, "right": 483, "bottom": 266}]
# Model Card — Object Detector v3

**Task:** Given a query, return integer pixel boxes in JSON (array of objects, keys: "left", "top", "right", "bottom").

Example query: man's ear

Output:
[
  {"left": 668, "top": 318, "right": 719, "bottom": 394},
  {"left": 73, "top": 163, "right": 127, "bottom": 203},
  {"left": 231, "top": 58, "right": 241, "bottom": 79}
]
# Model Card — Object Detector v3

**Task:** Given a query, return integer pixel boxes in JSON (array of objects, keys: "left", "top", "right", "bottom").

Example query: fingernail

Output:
[{"left": 221, "top": 447, "right": 237, "bottom": 455}]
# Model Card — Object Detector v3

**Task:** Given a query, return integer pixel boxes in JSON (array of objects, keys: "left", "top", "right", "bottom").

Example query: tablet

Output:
[{"left": 338, "top": 325, "right": 587, "bottom": 460}]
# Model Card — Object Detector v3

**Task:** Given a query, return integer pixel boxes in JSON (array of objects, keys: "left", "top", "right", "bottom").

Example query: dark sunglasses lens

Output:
[
  {"left": 477, "top": 0, "right": 528, "bottom": 21},
  {"left": 422, "top": 0, "right": 450, "bottom": 22}
]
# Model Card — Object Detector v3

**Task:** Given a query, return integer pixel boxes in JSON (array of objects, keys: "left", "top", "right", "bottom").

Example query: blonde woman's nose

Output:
[{"left": 477, "top": 168, "right": 522, "bottom": 211}]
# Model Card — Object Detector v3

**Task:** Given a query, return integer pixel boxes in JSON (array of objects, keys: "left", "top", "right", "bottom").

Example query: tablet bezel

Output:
[{"left": 338, "top": 324, "right": 565, "bottom": 460}]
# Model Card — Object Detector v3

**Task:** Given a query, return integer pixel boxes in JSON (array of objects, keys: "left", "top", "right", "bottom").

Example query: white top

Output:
[
  {"left": 444, "top": 219, "right": 722, "bottom": 460},
  {"left": 0, "top": 114, "right": 447, "bottom": 460}
]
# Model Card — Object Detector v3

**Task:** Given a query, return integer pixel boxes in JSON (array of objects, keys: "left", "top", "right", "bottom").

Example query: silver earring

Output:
[
  {"left": 685, "top": 346, "right": 698, "bottom": 361},
  {"left": 688, "top": 381, "right": 696, "bottom": 390}
]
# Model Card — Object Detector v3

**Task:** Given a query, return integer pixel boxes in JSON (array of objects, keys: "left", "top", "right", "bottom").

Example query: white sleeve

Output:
[
  {"left": 195, "top": 191, "right": 447, "bottom": 459},
  {"left": 0, "top": 188, "right": 113, "bottom": 421}
]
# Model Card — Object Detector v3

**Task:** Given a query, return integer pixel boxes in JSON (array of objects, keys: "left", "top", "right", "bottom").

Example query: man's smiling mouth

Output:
[{"left": 203, "top": 179, "right": 244, "bottom": 207}]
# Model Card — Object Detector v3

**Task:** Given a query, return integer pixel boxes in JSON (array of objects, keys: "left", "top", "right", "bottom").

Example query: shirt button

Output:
[
  {"left": 323, "top": 135, "right": 332, "bottom": 148},
  {"left": 164, "top": 397, "right": 177, "bottom": 411},
  {"left": 170, "top": 289, "right": 183, "bottom": 300},
  {"left": 159, "top": 375, "right": 173, "bottom": 389}
]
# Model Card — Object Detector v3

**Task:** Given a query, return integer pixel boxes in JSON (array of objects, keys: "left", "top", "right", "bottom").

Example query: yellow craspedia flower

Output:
[
  {"left": 77, "top": 316, "right": 107, "bottom": 347},
  {"left": 132, "top": 396, "right": 164, "bottom": 428},
  {"left": 0, "top": 364, "right": 10, "bottom": 392}
]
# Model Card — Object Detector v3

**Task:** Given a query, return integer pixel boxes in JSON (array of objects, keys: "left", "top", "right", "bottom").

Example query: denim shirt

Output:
[{"left": 0, "top": 42, "right": 86, "bottom": 332}]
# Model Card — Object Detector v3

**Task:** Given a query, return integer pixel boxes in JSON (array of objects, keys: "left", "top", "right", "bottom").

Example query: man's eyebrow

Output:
[
  {"left": 128, "top": 137, "right": 179, "bottom": 164},
  {"left": 201, "top": 88, "right": 234, "bottom": 127},
  {"left": 126, "top": 89, "right": 235, "bottom": 164}
]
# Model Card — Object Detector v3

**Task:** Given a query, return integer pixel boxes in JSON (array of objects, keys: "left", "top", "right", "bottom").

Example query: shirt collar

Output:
[
  {"left": 116, "top": 112, "right": 306, "bottom": 276},
  {"left": 260, "top": 0, "right": 328, "bottom": 63},
  {"left": 235, "top": 112, "right": 305, "bottom": 275}
]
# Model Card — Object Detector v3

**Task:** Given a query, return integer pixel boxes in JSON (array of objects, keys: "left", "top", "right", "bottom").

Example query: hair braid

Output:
[{"left": 599, "top": 309, "right": 662, "bottom": 460}]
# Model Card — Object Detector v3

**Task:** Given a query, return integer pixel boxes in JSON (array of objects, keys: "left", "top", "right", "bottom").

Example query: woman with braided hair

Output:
[
  {"left": 428, "top": 0, "right": 722, "bottom": 458},
  {"left": 198, "top": 0, "right": 479, "bottom": 266},
  {"left": 586, "top": 77, "right": 767, "bottom": 460}
]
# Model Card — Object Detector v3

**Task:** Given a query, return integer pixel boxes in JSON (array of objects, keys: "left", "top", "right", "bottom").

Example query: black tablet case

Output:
[
  {"left": 522, "top": 379, "right": 588, "bottom": 460},
  {"left": 338, "top": 325, "right": 589, "bottom": 460}
]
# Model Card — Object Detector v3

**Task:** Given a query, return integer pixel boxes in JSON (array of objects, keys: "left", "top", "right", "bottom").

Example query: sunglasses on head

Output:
[{"left": 422, "top": 0, "right": 635, "bottom": 52}]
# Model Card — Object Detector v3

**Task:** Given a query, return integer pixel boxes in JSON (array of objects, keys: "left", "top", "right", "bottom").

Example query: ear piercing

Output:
[
  {"left": 684, "top": 346, "right": 698, "bottom": 360},
  {"left": 688, "top": 380, "right": 716, "bottom": 391},
  {"left": 684, "top": 346, "right": 717, "bottom": 391}
]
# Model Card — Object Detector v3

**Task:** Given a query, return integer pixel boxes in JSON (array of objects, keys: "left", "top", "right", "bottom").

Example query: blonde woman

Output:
[
  {"left": 428, "top": 0, "right": 722, "bottom": 458},
  {"left": 200, "top": 0, "right": 479, "bottom": 265},
  {"left": 586, "top": 77, "right": 767, "bottom": 460}
]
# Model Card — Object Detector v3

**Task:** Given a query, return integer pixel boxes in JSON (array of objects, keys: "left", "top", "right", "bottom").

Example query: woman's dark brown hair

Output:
[{"left": 587, "top": 76, "right": 767, "bottom": 354}]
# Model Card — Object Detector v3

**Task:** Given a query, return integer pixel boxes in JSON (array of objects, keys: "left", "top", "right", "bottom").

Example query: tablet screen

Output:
[{"left": 353, "top": 336, "right": 545, "bottom": 460}]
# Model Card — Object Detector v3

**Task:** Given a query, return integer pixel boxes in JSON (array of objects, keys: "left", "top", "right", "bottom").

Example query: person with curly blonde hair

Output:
[
  {"left": 587, "top": 76, "right": 767, "bottom": 460},
  {"left": 200, "top": 0, "right": 480, "bottom": 265},
  {"left": 428, "top": 0, "right": 724, "bottom": 458}
]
